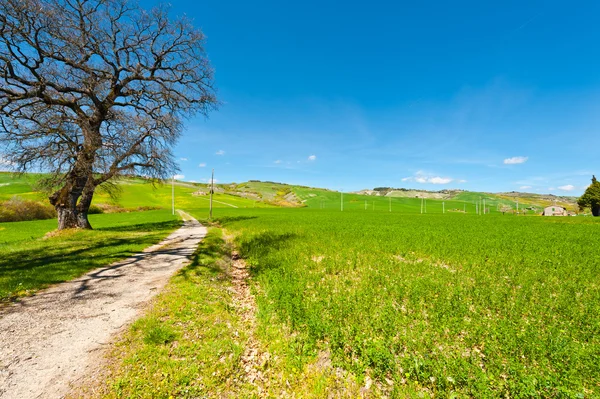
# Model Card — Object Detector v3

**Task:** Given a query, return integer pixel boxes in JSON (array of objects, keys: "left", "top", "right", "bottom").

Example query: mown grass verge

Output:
[{"left": 0, "top": 210, "right": 180, "bottom": 302}]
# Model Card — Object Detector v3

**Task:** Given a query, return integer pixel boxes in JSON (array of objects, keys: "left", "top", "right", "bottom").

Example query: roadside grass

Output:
[
  {"left": 0, "top": 210, "right": 180, "bottom": 302},
  {"left": 97, "top": 227, "right": 255, "bottom": 399},
  {"left": 94, "top": 225, "right": 368, "bottom": 399}
]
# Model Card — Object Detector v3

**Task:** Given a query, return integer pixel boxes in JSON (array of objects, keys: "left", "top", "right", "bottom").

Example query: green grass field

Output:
[
  {"left": 2, "top": 174, "right": 598, "bottom": 397},
  {"left": 95, "top": 196, "right": 600, "bottom": 397}
]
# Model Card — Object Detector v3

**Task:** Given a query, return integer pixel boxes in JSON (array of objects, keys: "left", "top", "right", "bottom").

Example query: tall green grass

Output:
[{"left": 191, "top": 208, "right": 600, "bottom": 397}]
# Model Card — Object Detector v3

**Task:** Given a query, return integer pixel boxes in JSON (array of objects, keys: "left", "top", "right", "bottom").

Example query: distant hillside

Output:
[
  {"left": 0, "top": 173, "right": 583, "bottom": 214},
  {"left": 353, "top": 186, "right": 579, "bottom": 212}
]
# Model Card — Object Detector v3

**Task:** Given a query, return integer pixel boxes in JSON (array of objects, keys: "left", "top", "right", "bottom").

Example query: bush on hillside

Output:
[
  {"left": 87, "top": 204, "right": 104, "bottom": 214},
  {"left": 0, "top": 197, "right": 56, "bottom": 222}
]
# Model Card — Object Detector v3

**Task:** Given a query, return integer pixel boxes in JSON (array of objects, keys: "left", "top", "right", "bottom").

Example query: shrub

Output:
[
  {"left": 0, "top": 196, "right": 56, "bottom": 222},
  {"left": 87, "top": 204, "right": 104, "bottom": 214}
]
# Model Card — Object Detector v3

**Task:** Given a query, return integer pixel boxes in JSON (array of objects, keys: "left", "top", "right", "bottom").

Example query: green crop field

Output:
[
  {"left": 97, "top": 192, "right": 600, "bottom": 398},
  {"left": 189, "top": 207, "right": 600, "bottom": 397},
  {"left": 2, "top": 174, "right": 598, "bottom": 397}
]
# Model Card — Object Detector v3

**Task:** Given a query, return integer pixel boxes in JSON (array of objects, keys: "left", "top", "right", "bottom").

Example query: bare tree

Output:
[
  {"left": 0, "top": 0, "right": 217, "bottom": 229},
  {"left": 499, "top": 204, "right": 512, "bottom": 215}
]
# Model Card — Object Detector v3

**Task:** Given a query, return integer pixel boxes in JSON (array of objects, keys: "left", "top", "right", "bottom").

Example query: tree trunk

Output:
[
  {"left": 56, "top": 206, "right": 79, "bottom": 230},
  {"left": 593, "top": 205, "right": 600, "bottom": 217},
  {"left": 76, "top": 179, "right": 95, "bottom": 229},
  {"left": 49, "top": 160, "right": 92, "bottom": 230},
  {"left": 48, "top": 125, "right": 101, "bottom": 230}
]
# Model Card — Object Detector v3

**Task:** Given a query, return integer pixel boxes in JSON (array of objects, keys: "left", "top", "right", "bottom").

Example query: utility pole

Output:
[
  {"left": 209, "top": 168, "right": 214, "bottom": 219},
  {"left": 424, "top": 198, "right": 427, "bottom": 213},
  {"left": 171, "top": 175, "right": 175, "bottom": 215},
  {"left": 421, "top": 198, "right": 423, "bottom": 214},
  {"left": 516, "top": 200, "right": 519, "bottom": 213},
  {"left": 483, "top": 199, "right": 486, "bottom": 215}
]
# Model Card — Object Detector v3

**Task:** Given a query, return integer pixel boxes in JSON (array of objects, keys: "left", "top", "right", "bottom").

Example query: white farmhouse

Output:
[{"left": 542, "top": 205, "right": 567, "bottom": 216}]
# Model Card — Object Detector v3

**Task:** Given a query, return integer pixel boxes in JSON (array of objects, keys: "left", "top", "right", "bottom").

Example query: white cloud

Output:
[
  {"left": 198, "top": 163, "right": 206, "bottom": 167},
  {"left": 179, "top": 157, "right": 188, "bottom": 161},
  {"left": 457, "top": 179, "right": 467, "bottom": 183},
  {"left": 504, "top": 156, "right": 528, "bottom": 165},
  {"left": 308, "top": 155, "right": 317, "bottom": 161},
  {"left": 558, "top": 184, "right": 575, "bottom": 191},
  {"left": 173, "top": 174, "right": 185, "bottom": 180},
  {"left": 274, "top": 160, "right": 282, "bottom": 164},
  {"left": 520, "top": 185, "right": 532, "bottom": 189},
  {"left": 403, "top": 171, "right": 454, "bottom": 185},
  {"left": 0, "top": 156, "right": 15, "bottom": 170},
  {"left": 429, "top": 176, "right": 453, "bottom": 184},
  {"left": 215, "top": 150, "right": 225, "bottom": 155}
]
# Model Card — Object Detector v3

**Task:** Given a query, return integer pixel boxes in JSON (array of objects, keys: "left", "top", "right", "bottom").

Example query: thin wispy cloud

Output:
[
  {"left": 558, "top": 184, "right": 575, "bottom": 191},
  {"left": 504, "top": 156, "right": 528, "bottom": 165},
  {"left": 402, "top": 171, "right": 454, "bottom": 185},
  {"left": 274, "top": 160, "right": 282, "bottom": 164},
  {"left": 215, "top": 150, "right": 225, "bottom": 155},
  {"left": 198, "top": 163, "right": 206, "bottom": 167},
  {"left": 0, "top": 156, "right": 14, "bottom": 171},
  {"left": 520, "top": 185, "right": 532, "bottom": 189},
  {"left": 179, "top": 157, "right": 188, "bottom": 161},
  {"left": 174, "top": 174, "right": 185, "bottom": 180},
  {"left": 308, "top": 155, "right": 317, "bottom": 161}
]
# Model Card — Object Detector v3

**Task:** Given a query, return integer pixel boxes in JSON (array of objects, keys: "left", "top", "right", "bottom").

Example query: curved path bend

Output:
[{"left": 0, "top": 211, "right": 206, "bottom": 399}]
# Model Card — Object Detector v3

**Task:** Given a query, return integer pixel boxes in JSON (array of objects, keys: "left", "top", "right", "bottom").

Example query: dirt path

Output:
[{"left": 0, "top": 211, "right": 206, "bottom": 399}]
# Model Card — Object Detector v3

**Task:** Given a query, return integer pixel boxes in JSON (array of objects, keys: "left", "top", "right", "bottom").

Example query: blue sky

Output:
[{"left": 167, "top": 0, "right": 600, "bottom": 194}]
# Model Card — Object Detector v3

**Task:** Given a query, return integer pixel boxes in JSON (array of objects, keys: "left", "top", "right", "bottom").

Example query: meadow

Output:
[
  {"left": 197, "top": 208, "right": 600, "bottom": 398},
  {"left": 1, "top": 174, "right": 598, "bottom": 397}
]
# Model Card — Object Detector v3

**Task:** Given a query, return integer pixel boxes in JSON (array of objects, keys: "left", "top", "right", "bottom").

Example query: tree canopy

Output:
[
  {"left": 0, "top": 0, "right": 217, "bottom": 229},
  {"left": 577, "top": 175, "right": 600, "bottom": 216}
]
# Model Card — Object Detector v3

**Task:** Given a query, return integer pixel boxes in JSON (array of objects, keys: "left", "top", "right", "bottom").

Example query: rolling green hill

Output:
[{"left": 0, "top": 173, "right": 582, "bottom": 216}]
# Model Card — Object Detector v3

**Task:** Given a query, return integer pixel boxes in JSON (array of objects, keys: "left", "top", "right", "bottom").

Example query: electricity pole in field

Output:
[
  {"left": 209, "top": 169, "right": 214, "bottom": 219},
  {"left": 424, "top": 198, "right": 427, "bottom": 213},
  {"left": 483, "top": 199, "right": 486, "bottom": 215},
  {"left": 171, "top": 175, "right": 175, "bottom": 215}
]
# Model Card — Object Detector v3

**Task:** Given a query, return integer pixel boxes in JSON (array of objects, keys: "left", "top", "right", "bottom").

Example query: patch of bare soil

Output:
[
  {"left": 0, "top": 211, "right": 206, "bottom": 399},
  {"left": 227, "top": 249, "right": 272, "bottom": 396}
]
